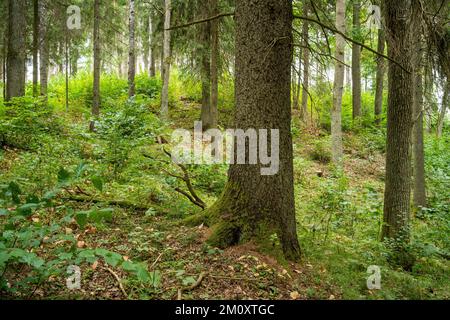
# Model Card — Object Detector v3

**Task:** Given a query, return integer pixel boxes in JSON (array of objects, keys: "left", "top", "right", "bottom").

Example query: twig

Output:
[
  {"left": 177, "top": 272, "right": 207, "bottom": 300},
  {"left": 293, "top": 15, "right": 411, "bottom": 73},
  {"left": 167, "top": 12, "right": 234, "bottom": 30},
  {"left": 105, "top": 267, "right": 128, "bottom": 298},
  {"left": 150, "top": 252, "right": 164, "bottom": 270}
]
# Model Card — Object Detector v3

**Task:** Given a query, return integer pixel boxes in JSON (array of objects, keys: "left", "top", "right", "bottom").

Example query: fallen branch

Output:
[
  {"left": 162, "top": 148, "right": 206, "bottom": 210},
  {"left": 104, "top": 267, "right": 128, "bottom": 298},
  {"left": 177, "top": 272, "right": 208, "bottom": 300}
]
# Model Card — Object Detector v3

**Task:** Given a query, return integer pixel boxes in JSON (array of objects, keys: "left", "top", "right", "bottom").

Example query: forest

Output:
[{"left": 0, "top": 0, "right": 448, "bottom": 301}]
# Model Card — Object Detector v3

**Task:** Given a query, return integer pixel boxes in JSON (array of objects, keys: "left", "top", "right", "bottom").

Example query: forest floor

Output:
[{"left": 1, "top": 81, "right": 449, "bottom": 300}]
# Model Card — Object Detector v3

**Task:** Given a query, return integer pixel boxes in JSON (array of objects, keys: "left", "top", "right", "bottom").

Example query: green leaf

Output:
[
  {"left": 75, "top": 212, "right": 89, "bottom": 229},
  {"left": 8, "top": 182, "right": 22, "bottom": 204},
  {"left": 182, "top": 276, "right": 196, "bottom": 286},
  {"left": 91, "top": 176, "right": 103, "bottom": 192},
  {"left": 96, "top": 249, "right": 122, "bottom": 267},
  {"left": 150, "top": 270, "right": 161, "bottom": 288},
  {"left": 74, "top": 162, "right": 87, "bottom": 179},
  {"left": 57, "top": 168, "right": 71, "bottom": 184},
  {"left": 0, "top": 209, "right": 9, "bottom": 216},
  {"left": 16, "top": 203, "right": 39, "bottom": 217}
]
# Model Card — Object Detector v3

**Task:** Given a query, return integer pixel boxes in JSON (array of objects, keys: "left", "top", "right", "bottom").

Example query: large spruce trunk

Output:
[
  {"left": 382, "top": 0, "right": 414, "bottom": 241},
  {"left": 205, "top": 0, "right": 301, "bottom": 261}
]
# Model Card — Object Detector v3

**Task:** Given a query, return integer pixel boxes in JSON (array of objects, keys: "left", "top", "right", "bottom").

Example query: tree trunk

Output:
[
  {"left": 128, "top": 0, "right": 136, "bottom": 98},
  {"left": 205, "top": 0, "right": 301, "bottom": 261},
  {"left": 300, "top": 2, "right": 310, "bottom": 122},
  {"left": 143, "top": 14, "right": 150, "bottom": 76},
  {"left": 381, "top": 0, "right": 414, "bottom": 241},
  {"left": 6, "top": 0, "right": 26, "bottom": 101},
  {"left": 2, "top": 28, "right": 7, "bottom": 100},
  {"left": 374, "top": 26, "right": 386, "bottom": 126},
  {"left": 412, "top": 70, "right": 426, "bottom": 209},
  {"left": 331, "top": 0, "right": 346, "bottom": 165},
  {"left": 160, "top": 0, "right": 172, "bottom": 119},
  {"left": 71, "top": 45, "right": 79, "bottom": 77},
  {"left": 91, "top": 0, "right": 101, "bottom": 131},
  {"left": 65, "top": 32, "right": 69, "bottom": 112},
  {"left": 352, "top": 0, "right": 362, "bottom": 120},
  {"left": 149, "top": 15, "right": 156, "bottom": 77},
  {"left": 437, "top": 81, "right": 448, "bottom": 138},
  {"left": 200, "top": 3, "right": 212, "bottom": 129},
  {"left": 39, "top": 0, "right": 48, "bottom": 99},
  {"left": 32, "top": 0, "right": 39, "bottom": 98},
  {"left": 293, "top": 54, "right": 302, "bottom": 110},
  {"left": 210, "top": 0, "right": 219, "bottom": 129},
  {"left": 412, "top": 15, "right": 426, "bottom": 210}
]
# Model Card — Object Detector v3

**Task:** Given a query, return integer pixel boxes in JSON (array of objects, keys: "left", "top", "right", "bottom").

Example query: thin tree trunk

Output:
[
  {"left": 374, "top": 26, "right": 386, "bottom": 126},
  {"left": 352, "top": 0, "right": 362, "bottom": 120},
  {"left": 200, "top": 3, "right": 212, "bottom": 129},
  {"left": 210, "top": 0, "right": 219, "bottom": 129},
  {"left": 382, "top": 0, "right": 414, "bottom": 242},
  {"left": 91, "top": 0, "right": 101, "bottom": 131},
  {"left": 331, "top": 0, "right": 346, "bottom": 165},
  {"left": 437, "top": 82, "right": 448, "bottom": 138},
  {"left": 32, "top": 0, "right": 39, "bottom": 97},
  {"left": 71, "top": 45, "right": 79, "bottom": 77},
  {"left": 160, "top": 0, "right": 172, "bottom": 119},
  {"left": 6, "top": 0, "right": 26, "bottom": 101},
  {"left": 412, "top": 70, "right": 426, "bottom": 209},
  {"left": 205, "top": 0, "right": 301, "bottom": 262},
  {"left": 293, "top": 54, "right": 302, "bottom": 110},
  {"left": 143, "top": 16, "right": 150, "bottom": 75},
  {"left": 301, "top": 2, "right": 310, "bottom": 122},
  {"left": 128, "top": 0, "right": 136, "bottom": 98},
  {"left": 65, "top": 32, "right": 69, "bottom": 112},
  {"left": 2, "top": 32, "right": 6, "bottom": 100},
  {"left": 149, "top": 15, "right": 156, "bottom": 77},
  {"left": 412, "top": 18, "right": 426, "bottom": 210},
  {"left": 39, "top": 0, "right": 48, "bottom": 99}
]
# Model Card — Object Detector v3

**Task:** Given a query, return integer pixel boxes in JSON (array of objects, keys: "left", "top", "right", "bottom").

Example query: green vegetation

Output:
[{"left": 0, "top": 73, "right": 448, "bottom": 299}]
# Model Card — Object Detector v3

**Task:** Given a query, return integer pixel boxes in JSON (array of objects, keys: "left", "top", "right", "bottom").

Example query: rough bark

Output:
[
  {"left": 204, "top": 0, "right": 301, "bottom": 261},
  {"left": 374, "top": 26, "right": 386, "bottom": 126},
  {"left": 6, "top": 0, "right": 26, "bottom": 101},
  {"left": 331, "top": 0, "right": 346, "bottom": 165},
  {"left": 91, "top": 0, "right": 101, "bottom": 131},
  {"left": 32, "top": 0, "right": 39, "bottom": 97},
  {"left": 128, "top": 0, "right": 136, "bottom": 98},
  {"left": 352, "top": 0, "right": 362, "bottom": 120},
  {"left": 382, "top": 0, "right": 414, "bottom": 241},
  {"left": 210, "top": 0, "right": 219, "bottom": 129},
  {"left": 160, "top": 0, "right": 172, "bottom": 119},
  {"left": 300, "top": 3, "right": 310, "bottom": 122}
]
